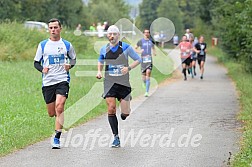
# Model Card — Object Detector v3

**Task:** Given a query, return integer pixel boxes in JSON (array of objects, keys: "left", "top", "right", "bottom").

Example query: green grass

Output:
[
  {"left": 208, "top": 47, "right": 252, "bottom": 167},
  {"left": 0, "top": 22, "right": 171, "bottom": 156}
]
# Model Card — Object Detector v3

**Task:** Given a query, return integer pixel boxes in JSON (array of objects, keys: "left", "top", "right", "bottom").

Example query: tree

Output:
[
  {"left": 177, "top": 0, "right": 200, "bottom": 29},
  {"left": 0, "top": 0, "right": 22, "bottom": 21},
  {"left": 0, "top": 0, "right": 84, "bottom": 28},
  {"left": 157, "top": 0, "right": 184, "bottom": 36},
  {"left": 211, "top": 0, "right": 252, "bottom": 72},
  {"left": 137, "top": 0, "right": 162, "bottom": 30},
  {"left": 88, "top": 0, "right": 130, "bottom": 26}
]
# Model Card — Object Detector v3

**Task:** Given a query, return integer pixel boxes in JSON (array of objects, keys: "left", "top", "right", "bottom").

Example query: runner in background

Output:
[
  {"left": 194, "top": 36, "right": 207, "bottom": 79},
  {"left": 178, "top": 35, "right": 193, "bottom": 81},
  {"left": 135, "top": 29, "right": 156, "bottom": 97}
]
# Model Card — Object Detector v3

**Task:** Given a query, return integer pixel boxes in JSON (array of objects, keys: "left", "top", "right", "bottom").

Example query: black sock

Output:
[
  {"left": 108, "top": 114, "right": 118, "bottom": 136},
  {"left": 55, "top": 130, "right": 62, "bottom": 139},
  {"left": 183, "top": 68, "right": 186, "bottom": 78}
]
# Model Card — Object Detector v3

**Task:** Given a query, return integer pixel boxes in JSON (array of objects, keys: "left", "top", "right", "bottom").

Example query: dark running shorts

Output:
[
  {"left": 42, "top": 81, "right": 69, "bottom": 104},
  {"left": 181, "top": 57, "right": 192, "bottom": 66},
  {"left": 197, "top": 56, "right": 206, "bottom": 65},
  {"left": 141, "top": 63, "right": 153, "bottom": 74},
  {"left": 103, "top": 83, "right": 131, "bottom": 101}
]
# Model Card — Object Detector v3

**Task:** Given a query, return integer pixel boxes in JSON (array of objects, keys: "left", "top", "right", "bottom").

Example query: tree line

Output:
[
  {"left": 0, "top": 0, "right": 251, "bottom": 72},
  {"left": 0, "top": 0, "right": 130, "bottom": 29},
  {"left": 195, "top": 0, "right": 252, "bottom": 72}
]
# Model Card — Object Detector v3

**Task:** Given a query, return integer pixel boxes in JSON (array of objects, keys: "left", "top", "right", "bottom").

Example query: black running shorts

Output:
[
  {"left": 181, "top": 57, "right": 191, "bottom": 66},
  {"left": 42, "top": 81, "right": 69, "bottom": 104},
  {"left": 103, "top": 83, "right": 131, "bottom": 101},
  {"left": 197, "top": 56, "right": 206, "bottom": 65}
]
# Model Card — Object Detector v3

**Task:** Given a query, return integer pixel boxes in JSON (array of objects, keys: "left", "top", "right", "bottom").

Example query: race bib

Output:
[
  {"left": 200, "top": 50, "right": 205, "bottom": 55},
  {"left": 142, "top": 55, "right": 151, "bottom": 63},
  {"left": 48, "top": 54, "right": 65, "bottom": 65},
  {"left": 108, "top": 64, "right": 124, "bottom": 76},
  {"left": 182, "top": 52, "right": 188, "bottom": 57}
]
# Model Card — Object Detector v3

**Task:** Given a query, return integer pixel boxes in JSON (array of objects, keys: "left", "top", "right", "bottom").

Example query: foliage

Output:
[
  {"left": 0, "top": 0, "right": 130, "bottom": 29},
  {"left": 0, "top": 0, "right": 21, "bottom": 21},
  {"left": 137, "top": 0, "right": 162, "bottom": 30},
  {"left": 212, "top": 0, "right": 252, "bottom": 72},
  {"left": 87, "top": 0, "right": 130, "bottom": 26},
  {"left": 0, "top": 22, "right": 89, "bottom": 61},
  {"left": 177, "top": 0, "right": 200, "bottom": 29},
  {"left": 157, "top": 0, "right": 184, "bottom": 36}
]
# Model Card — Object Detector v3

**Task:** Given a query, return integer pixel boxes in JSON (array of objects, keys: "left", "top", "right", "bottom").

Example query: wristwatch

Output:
[{"left": 128, "top": 66, "right": 132, "bottom": 71}]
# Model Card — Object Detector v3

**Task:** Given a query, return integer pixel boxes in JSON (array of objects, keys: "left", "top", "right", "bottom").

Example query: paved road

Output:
[{"left": 0, "top": 54, "right": 240, "bottom": 167}]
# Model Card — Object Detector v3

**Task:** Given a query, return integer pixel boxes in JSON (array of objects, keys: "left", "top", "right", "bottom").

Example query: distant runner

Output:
[
  {"left": 178, "top": 35, "right": 193, "bottom": 81},
  {"left": 194, "top": 36, "right": 207, "bottom": 79},
  {"left": 135, "top": 29, "right": 156, "bottom": 97}
]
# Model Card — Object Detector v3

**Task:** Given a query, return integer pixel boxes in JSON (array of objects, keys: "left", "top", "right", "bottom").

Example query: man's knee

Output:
[
  {"left": 47, "top": 103, "right": 56, "bottom": 117},
  {"left": 108, "top": 104, "right": 116, "bottom": 114},
  {"left": 56, "top": 103, "right": 64, "bottom": 115},
  {"left": 48, "top": 109, "right": 56, "bottom": 117}
]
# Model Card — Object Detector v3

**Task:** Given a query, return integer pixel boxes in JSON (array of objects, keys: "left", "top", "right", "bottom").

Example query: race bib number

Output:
[
  {"left": 200, "top": 50, "right": 205, "bottom": 55},
  {"left": 48, "top": 54, "right": 65, "bottom": 65},
  {"left": 108, "top": 64, "right": 124, "bottom": 76},
  {"left": 182, "top": 52, "right": 189, "bottom": 57},
  {"left": 142, "top": 55, "right": 151, "bottom": 63}
]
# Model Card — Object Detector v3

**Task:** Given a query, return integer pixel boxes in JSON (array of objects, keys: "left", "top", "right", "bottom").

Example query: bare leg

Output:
[
  {"left": 55, "top": 94, "right": 66, "bottom": 130},
  {"left": 46, "top": 102, "right": 56, "bottom": 117}
]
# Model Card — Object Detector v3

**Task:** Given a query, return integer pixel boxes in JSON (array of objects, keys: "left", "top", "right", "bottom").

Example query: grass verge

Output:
[{"left": 208, "top": 46, "right": 252, "bottom": 167}]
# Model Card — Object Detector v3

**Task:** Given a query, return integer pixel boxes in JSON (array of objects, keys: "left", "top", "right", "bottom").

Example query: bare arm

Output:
[
  {"left": 96, "top": 62, "right": 104, "bottom": 79},
  {"left": 152, "top": 46, "right": 156, "bottom": 56},
  {"left": 134, "top": 45, "right": 143, "bottom": 54}
]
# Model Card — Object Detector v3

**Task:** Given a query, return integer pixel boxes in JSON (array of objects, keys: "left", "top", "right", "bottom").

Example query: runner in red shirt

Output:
[{"left": 178, "top": 35, "right": 193, "bottom": 81}]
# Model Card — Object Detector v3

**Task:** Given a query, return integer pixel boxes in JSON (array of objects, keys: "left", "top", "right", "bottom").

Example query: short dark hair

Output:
[
  {"left": 143, "top": 29, "right": 150, "bottom": 33},
  {"left": 48, "top": 18, "right": 61, "bottom": 27}
]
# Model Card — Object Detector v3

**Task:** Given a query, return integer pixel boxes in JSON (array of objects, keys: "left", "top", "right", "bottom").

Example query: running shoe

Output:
[
  {"left": 111, "top": 136, "right": 120, "bottom": 148},
  {"left": 144, "top": 92, "right": 149, "bottom": 97},
  {"left": 52, "top": 137, "right": 60, "bottom": 149},
  {"left": 121, "top": 113, "right": 128, "bottom": 120},
  {"left": 200, "top": 75, "right": 203, "bottom": 80}
]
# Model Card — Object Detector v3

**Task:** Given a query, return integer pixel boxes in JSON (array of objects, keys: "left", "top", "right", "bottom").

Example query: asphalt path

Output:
[{"left": 0, "top": 53, "right": 241, "bottom": 167}]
